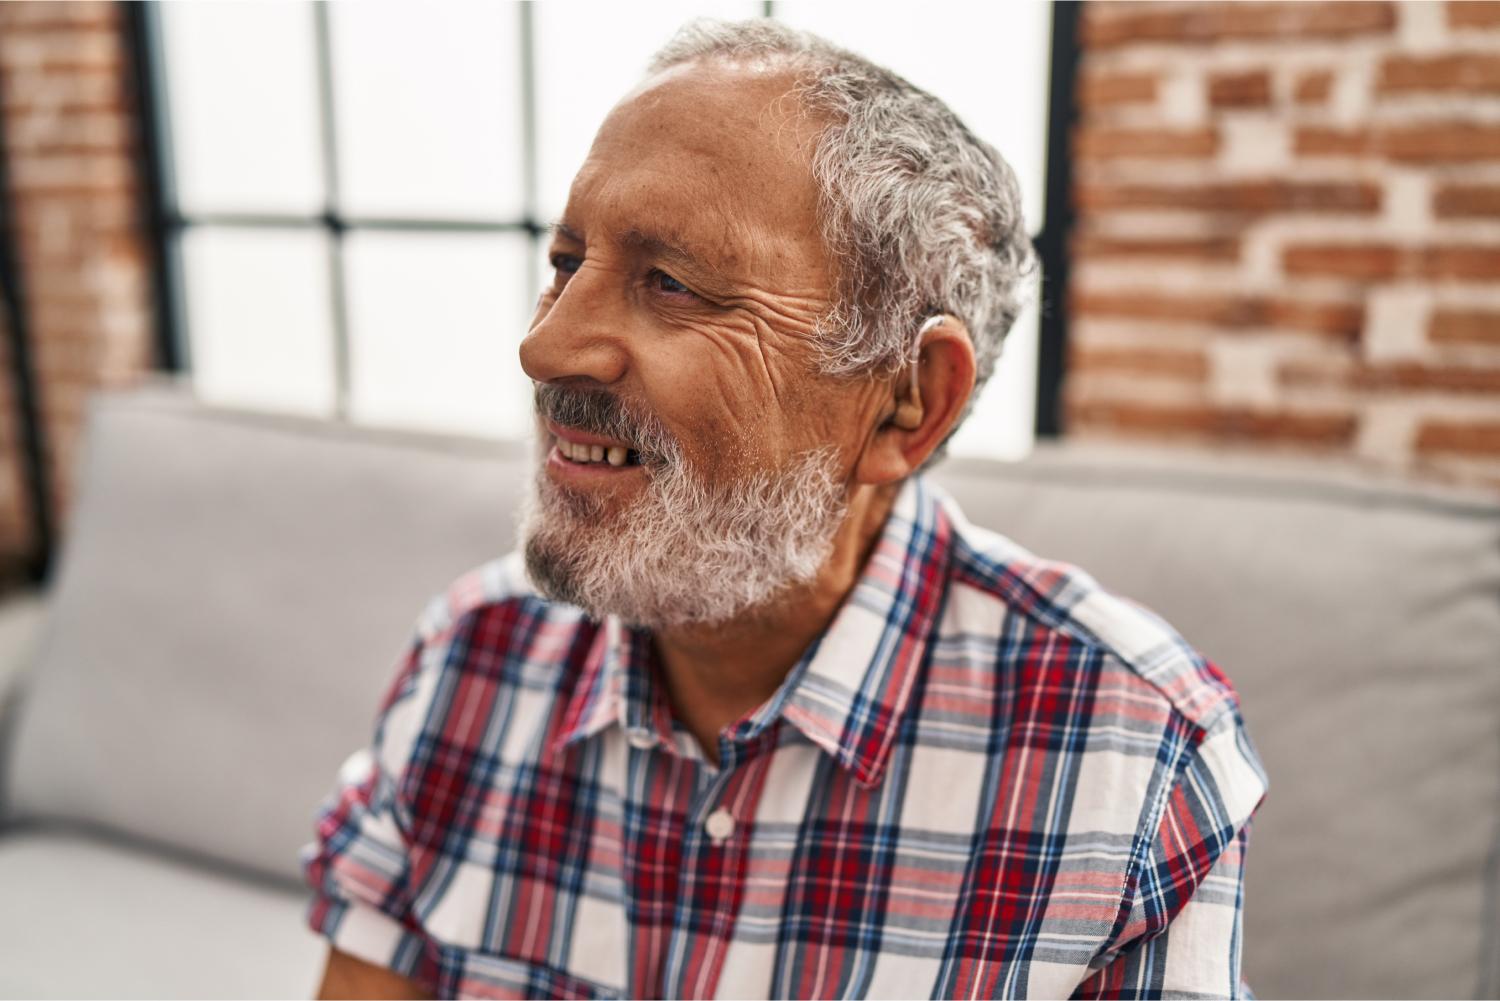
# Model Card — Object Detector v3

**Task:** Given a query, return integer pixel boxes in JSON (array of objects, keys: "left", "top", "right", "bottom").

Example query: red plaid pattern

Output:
[{"left": 302, "top": 475, "right": 1268, "bottom": 998}]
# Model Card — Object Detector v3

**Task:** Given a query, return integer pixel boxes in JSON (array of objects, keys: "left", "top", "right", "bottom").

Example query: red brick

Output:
[
  {"left": 1075, "top": 179, "right": 1380, "bottom": 215},
  {"left": 1288, "top": 359, "right": 1500, "bottom": 393},
  {"left": 1448, "top": 1, "right": 1500, "bottom": 28},
  {"left": 0, "top": 29, "right": 124, "bottom": 74},
  {"left": 1416, "top": 419, "right": 1500, "bottom": 456},
  {"left": 1430, "top": 309, "right": 1500, "bottom": 345},
  {"left": 1083, "top": 2, "right": 1396, "bottom": 47},
  {"left": 1078, "top": 70, "right": 1159, "bottom": 108},
  {"left": 1379, "top": 53, "right": 1500, "bottom": 94},
  {"left": 1294, "top": 70, "right": 1335, "bottom": 104},
  {"left": 1277, "top": 355, "right": 1356, "bottom": 389},
  {"left": 0, "top": 2, "right": 114, "bottom": 31},
  {"left": 6, "top": 159, "right": 134, "bottom": 195},
  {"left": 1426, "top": 245, "right": 1500, "bottom": 280},
  {"left": 1072, "top": 289, "right": 1363, "bottom": 338},
  {"left": 1, "top": 68, "right": 126, "bottom": 115},
  {"left": 1297, "top": 122, "right": 1500, "bottom": 162},
  {"left": 1072, "top": 233, "right": 1241, "bottom": 261},
  {"left": 1209, "top": 69, "right": 1272, "bottom": 107},
  {"left": 1383, "top": 123, "right": 1500, "bottom": 162},
  {"left": 1074, "top": 290, "right": 1237, "bottom": 327},
  {"left": 1069, "top": 400, "right": 1359, "bottom": 446},
  {"left": 1280, "top": 243, "right": 1500, "bottom": 281},
  {"left": 1074, "top": 125, "right": 1219, "bottom": 159},
  {"left": 1434, "top": 183, "right": 1500, "bottom": 217},
  {"left": 1295, "top": 126, "right": 1372, "bottom": 156},
  {"left": 1282, "top": 243, "right": 1401, "bottom": 280},
  {"left": 6, "top": 112, "right": 130, "bottom": 156},
  {"left": 0, "top": 0, "right": 152, "bottom": 534},
  {"left": 1365, "top": 363, "right": 1500, "bottom": 393},
  {"left": 1262, "top": 299, "right": 1368, "bottom": 337},
  {"left": 1068, "top": 345, "right": 1210, "bottom": 380}
]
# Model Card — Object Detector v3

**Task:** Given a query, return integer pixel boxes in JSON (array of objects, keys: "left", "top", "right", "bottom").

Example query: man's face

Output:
[{"left": 517, "top": 61, "right": 889, "bottom": 627}]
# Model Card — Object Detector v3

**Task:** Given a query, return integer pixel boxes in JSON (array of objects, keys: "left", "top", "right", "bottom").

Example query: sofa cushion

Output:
[
  {"left": 932, "top": 447, "right": 1500, "bottom": 1001},
  {"left": 2, "top": 380, "right": 528, "bottom": 885},
  {"left": 0, "top": 825, "right": 320, "bottom": 998}
]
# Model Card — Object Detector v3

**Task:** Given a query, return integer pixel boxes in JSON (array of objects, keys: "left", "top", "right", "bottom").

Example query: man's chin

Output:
[
  {"left": 517, "top": 442, "right": 848, "bottom": 630},
  {"left": 521, "top": 532, "right": 591, "bottom": 611},
  {"left": 521, "top": 529, "right": 669, "bottom": 628},
  {"left": 520, "top": 487, "right": 637, "bottom": 610}
]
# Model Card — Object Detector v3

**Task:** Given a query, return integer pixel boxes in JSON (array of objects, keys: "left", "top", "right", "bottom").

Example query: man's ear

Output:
[{"left": 853, "top": 315, "right": 976, "bottom": 485}]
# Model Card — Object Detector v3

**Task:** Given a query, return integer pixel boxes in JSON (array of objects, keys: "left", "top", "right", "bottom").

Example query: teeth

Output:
[{"left": 556, "top": 436, "right": 632, "bottom": 467}]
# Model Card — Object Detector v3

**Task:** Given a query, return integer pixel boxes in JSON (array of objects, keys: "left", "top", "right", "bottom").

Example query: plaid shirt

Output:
[{"left": 302, "top": 474, "right": 1268, "bottom": 999}]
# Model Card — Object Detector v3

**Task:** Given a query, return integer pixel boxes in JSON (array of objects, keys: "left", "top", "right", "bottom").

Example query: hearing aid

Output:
[{"left": 890, "top": 315, "right": 946, "bottom": 430}]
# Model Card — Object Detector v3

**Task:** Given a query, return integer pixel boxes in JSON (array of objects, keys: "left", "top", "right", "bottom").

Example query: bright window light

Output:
[{"left": 155, "top": 1, "right": 1054, "bottom": 461}]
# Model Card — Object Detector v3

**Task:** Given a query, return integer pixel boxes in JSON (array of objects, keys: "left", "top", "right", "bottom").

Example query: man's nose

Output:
[{"left": 519, "top": 264, "right": 630, "bottom": 386}]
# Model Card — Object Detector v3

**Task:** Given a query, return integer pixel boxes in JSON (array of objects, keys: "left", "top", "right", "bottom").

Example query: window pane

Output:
[
  {"left": 159, "top": 2, "right": 324, "bottom": 215},
  {"left": 329, "top": 1, "right": 525, "bottom": 220},
  {"left": 773, "top": 1, "right": 1051, "bottom": 230},
  {"left": 947, "top": 304, "right": 1039, "bottom": 461},
  {"left": 532, "top": 1, "right": 762, "bottom": 220},
  {"left": 344, "top": 232, "right": 534, "bottom": 438},
  {"left": 773, "top": 0, "right": 1052, "bottom": 459},
  {"left": 181, "top": 227, "right": 336, "bottom": 416}
]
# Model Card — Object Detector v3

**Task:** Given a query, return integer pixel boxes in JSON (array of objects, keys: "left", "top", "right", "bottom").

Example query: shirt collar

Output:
[{"left": 550, "top": 474, "right": 953, "bottom": 787}]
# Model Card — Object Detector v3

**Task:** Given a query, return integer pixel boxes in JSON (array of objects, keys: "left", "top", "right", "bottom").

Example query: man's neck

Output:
[{"left": 651, "top": 479, "right": 901, "bottom": 765}]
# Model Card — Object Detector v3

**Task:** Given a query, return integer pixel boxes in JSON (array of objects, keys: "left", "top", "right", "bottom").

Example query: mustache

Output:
[{"left": 533, "top": 383, "right": 678, "bottom": 465}]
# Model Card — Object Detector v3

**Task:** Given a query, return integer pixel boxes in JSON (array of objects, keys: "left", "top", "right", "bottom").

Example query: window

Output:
[{"left": 143, "top": 1, "right": 1056, "bottom": 458}]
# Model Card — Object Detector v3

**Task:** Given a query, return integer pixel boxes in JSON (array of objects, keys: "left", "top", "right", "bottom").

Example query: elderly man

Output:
[{"left": 302, "top": 18, "right": 1266, "bottom": 1001}]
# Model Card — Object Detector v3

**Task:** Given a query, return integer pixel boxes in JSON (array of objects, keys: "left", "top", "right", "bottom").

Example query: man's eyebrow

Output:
[
  {"left": 547, "top": 220, "right": 736, "bottom": 284},
  {"left": 620, "top": 226, "right": 739, "bottom": 282}
]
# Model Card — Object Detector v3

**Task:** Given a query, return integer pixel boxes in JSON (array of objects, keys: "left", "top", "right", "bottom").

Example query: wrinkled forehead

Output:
[{"left": 560, "top": 61, "right": 829, "bottom": 279}]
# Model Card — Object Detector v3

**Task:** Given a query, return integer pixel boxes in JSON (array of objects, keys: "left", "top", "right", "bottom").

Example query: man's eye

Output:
[
  {"left": 651, "top": 269, "right": 694, "bottom": 296},
  {"left": 550, "top": 253, "right": 581, "bottom": 275}
]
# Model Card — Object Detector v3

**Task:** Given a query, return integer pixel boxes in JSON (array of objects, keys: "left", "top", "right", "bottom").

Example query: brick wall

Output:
[
  {"left": 0, "top": 1, "right": 1493, "bottom": 589},
  {"left": 1069, "top": 0, "right": 1500, "bottom": 490},
  {"left": 0, "top": 0, "right": 154, "bottom": 576}
]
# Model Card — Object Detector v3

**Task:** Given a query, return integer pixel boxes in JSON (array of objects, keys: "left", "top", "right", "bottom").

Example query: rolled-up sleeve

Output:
[
  {"left": 300, "top": 636, "right": 443, "bottom": 989},
  {"left": 1073, "top": 707, "right": 1268, "bottom": 1000}
]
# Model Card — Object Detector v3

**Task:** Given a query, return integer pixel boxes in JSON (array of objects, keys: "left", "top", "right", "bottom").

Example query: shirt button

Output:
[
  {"left": 704, "top": 807, "right": 736, "bottom": 843},
  {"left": 626, "top": 729, "right": 657, "bottom": 750}
]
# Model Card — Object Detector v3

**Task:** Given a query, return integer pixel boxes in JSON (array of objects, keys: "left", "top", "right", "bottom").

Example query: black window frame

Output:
[{"left": 127, "top": 0, "right": 1076, "bottom": 436}]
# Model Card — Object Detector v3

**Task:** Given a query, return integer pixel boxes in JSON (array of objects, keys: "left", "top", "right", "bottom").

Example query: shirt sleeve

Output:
[
  {"left": 299, "top": 633, "right": 444, "bottom": 992},
  {"left": 1072, "top": 707, "right": 1268, "bottom": 1000}
]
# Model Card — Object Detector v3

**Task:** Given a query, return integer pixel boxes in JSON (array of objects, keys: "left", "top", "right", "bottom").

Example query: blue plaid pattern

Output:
[{"left": 302, "top": 474, "right": 1269, "bottom": 998}]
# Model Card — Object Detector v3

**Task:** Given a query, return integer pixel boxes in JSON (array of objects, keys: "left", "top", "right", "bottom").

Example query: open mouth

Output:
[{"left": 552, "top": 436, "right": 642, "bottom": 468}]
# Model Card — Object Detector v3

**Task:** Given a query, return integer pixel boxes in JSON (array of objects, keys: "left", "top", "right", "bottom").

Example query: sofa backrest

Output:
[
  {"left": 2, "top": 379, "right": 526, "bottom": 884},
  {"left": 934, "top": 451, "right": 1500, "bottom": 1001},
  {"left": 3, "top": 382, "right": 1497, "bottom": 1000}
]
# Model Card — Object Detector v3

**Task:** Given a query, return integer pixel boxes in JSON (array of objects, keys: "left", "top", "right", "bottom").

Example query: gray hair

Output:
[{"left": 649, "top": 18, "right": 1037, "bottom": 440}]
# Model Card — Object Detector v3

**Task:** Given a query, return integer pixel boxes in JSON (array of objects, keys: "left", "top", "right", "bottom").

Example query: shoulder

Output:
[
  {"left": 404, "top": 550, "right": 593, "bottom": 672},
  {"left": 936, "top": 488, "right": 1243, "bottom": 736},
  {"left": 931, "top": 486, "right": 1267, "bottom": 825},
  {"left": 375, "top": 551, "right": 595, "bottom": 750}
]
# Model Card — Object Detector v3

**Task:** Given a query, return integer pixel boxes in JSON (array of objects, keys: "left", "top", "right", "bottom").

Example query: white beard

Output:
[{"left": 519, "top": 435, "right": 848, "bottom": 630}]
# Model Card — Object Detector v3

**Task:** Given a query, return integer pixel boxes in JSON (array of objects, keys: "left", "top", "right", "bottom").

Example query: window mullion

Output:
[{"left": 312, "top": 0, "right": 352, "bottom": 421}]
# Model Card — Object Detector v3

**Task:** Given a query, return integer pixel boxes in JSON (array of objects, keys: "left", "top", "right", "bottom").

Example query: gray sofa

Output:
[{"left": 0, "top": 378, "right": 1496, "bottom": 1000}]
